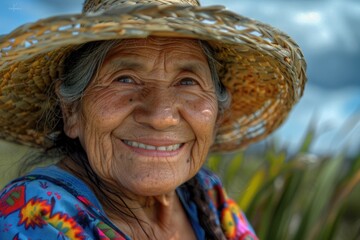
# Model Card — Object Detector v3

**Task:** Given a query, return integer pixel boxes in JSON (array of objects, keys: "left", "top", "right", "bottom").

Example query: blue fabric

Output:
[
  {"left": 177, "top": 186, "right": 205, "bottom": 239},
  {"left": 0, "top": 165, "right": 257, "bottom": 239}
]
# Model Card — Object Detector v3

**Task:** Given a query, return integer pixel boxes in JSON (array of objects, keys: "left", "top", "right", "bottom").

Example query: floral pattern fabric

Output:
[{"left": 0, "top": 165, "right": 257, "bottom": 239}]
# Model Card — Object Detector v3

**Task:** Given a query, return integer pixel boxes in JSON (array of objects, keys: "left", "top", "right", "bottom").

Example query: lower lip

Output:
[{"left": 121, "top": 140, "right": 185, "bottom": 158}]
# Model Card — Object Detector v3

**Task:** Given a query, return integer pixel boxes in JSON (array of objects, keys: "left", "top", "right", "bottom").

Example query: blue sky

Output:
[{"left": 1, "top": 0, "right": 359, "bottom": 155}]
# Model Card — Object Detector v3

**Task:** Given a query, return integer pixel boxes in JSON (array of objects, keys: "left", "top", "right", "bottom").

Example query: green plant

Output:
[{"left": 206, "top": 128, "right": 360, "bottom": 240}]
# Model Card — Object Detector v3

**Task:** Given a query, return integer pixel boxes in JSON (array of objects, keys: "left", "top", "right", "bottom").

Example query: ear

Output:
[{"left": 55, "top": 81, "right": 80, "bottom": 139}]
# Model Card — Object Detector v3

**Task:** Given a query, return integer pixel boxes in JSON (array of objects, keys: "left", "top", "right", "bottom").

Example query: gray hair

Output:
[{"left": 59, "top": 39, "right": 230, "bottom": 114}]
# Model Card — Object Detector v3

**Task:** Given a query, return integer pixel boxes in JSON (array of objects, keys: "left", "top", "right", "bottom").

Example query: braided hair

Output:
[{"left": 184, "top": 177, "right": 227, "bottom": 239}]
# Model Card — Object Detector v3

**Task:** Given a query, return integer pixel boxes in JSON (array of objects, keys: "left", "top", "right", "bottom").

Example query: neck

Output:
[
  {"left": 58, "top": 158, "right": 196, "bottom": 239},
  {"left": 106, "top": 191, "right": 183, "bottom": 238}
]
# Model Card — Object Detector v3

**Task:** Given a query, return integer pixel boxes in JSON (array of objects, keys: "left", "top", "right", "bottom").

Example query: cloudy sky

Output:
[{"left": 1, "top": 0, "right": 359, "bottom": 155}]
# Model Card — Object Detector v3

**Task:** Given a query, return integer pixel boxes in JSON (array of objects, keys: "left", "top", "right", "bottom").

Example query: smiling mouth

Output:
[{"left": 122, "top": 140, "right": 183, "bottom": 151}]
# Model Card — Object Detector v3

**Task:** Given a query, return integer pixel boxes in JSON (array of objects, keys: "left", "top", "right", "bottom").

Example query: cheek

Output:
[
  {"left": 181, "top": 93, "right": 218, "bottom": 133},
  {"left": 81, "top": 90, "right": 135, "bottom": 130},
  {"left": 180, "top": 93, "right": 218, "bottom": 167},
  {"left": 77, "top": 91, "right": 136, "bottom": 178}
]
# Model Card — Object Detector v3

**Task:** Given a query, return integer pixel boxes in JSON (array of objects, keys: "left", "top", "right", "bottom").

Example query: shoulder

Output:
[
  {"left": 196, "top": 167, "right": 223, "bottom": 190},
  {"left": 0, "top": 174, "right": 94, "bottom": 220},
  {"left": 196, "top": 168, "right": 258, "bottom": 240},
  {"left": 196, "top": 168, "right": 229, "bottom": 211},
  {"left": 0, "top": 171, "right": 97, "bottom": 214},
  {"left": 0, "top": 171, "right": 104, "bottom": 239}
]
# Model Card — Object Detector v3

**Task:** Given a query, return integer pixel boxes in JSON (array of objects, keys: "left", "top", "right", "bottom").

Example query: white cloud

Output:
[
  {"left": 295, "top": 11, "right": 323, "bottom": 24},
  {"left": 203, "top": 0, "right": 360, "bottom": 53}
]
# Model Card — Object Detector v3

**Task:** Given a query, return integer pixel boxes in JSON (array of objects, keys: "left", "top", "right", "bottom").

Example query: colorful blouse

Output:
[{"left": 0, "top": 165, "right": 257, "bottom": 239}]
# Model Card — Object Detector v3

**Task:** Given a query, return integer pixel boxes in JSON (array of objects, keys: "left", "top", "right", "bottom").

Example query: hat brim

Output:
[{"left": 0, "top": 4, "right": 306, "bottom": 151}]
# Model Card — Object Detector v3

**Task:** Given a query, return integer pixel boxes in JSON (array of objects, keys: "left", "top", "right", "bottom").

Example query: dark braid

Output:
[{"left": 184, "top": 177, "right": 227, "bottom": 240}]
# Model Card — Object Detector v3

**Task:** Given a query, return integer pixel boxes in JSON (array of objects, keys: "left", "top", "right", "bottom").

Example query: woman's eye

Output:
[
  {"left": 178, "top": 78, "right": 198, "bottom": 86},
  {"left": 115, "top": 76, "right": 135, "bottom": 84}
]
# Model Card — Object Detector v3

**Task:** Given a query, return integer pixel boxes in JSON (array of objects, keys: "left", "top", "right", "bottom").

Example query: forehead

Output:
[{"left": 104, "top": 37, "right": 207, "bottom": 62}]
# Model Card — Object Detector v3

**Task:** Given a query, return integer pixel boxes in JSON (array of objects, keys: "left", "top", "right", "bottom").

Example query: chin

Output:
[{"left": 122, "top": 171, "right": 189, "bottom": 196}]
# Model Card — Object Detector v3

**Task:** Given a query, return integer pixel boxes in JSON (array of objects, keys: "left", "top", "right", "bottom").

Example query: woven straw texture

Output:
[{"left": 0, "top": 0, "right": 307, "bottom": 152}]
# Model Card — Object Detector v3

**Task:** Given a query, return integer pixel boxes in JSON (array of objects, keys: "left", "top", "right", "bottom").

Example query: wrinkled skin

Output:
[{"left": 60, "top": 37, "right": 219, "bottom": 239}]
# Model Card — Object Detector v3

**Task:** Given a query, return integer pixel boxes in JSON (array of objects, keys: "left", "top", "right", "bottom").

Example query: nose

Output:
[{"left": 134, "top": 88, "right": 180, "bottom": 130}]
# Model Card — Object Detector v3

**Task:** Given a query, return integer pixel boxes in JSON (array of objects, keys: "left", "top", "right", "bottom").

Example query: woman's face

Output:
[{"left": 64, "top": 37, "right": 218, "bottom": 196}]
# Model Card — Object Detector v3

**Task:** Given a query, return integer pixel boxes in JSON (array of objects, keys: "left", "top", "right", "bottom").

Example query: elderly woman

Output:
[{"left": 0, "top": 0, "right": 306, "bottom": 239}]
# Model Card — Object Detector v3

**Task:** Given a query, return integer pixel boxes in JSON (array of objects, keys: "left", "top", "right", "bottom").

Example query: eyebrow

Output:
[
  {"left": 178, "top": 61, "right": 208, "bottom": 74},
  {"left": 107, "top": 58, "right": 144, "bottom": 71}
]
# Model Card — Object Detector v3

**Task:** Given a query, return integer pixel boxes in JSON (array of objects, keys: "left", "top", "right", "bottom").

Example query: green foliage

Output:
[{"left": 206, "top": 128, "right": 360, "bottom": 240}]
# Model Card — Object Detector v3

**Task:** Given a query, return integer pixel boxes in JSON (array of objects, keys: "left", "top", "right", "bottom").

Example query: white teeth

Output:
[
  {"left": 123, "top": 140, "right": 181, "bottom": 151},
  {"left": 145, "top": 145, "right": 156, "bottom": 150},
  {"left": 157, "top": 146, "right": 167, "bottom": 151}
]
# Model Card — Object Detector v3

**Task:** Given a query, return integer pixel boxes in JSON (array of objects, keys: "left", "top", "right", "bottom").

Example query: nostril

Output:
[{"left": 133, "top": 104, "right": 180, "bottom": 130}]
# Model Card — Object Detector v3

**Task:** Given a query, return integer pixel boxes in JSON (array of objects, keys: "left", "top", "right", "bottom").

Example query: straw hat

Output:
[{"left": 0, "top": 0, "right": 306, "bottom": 152}]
